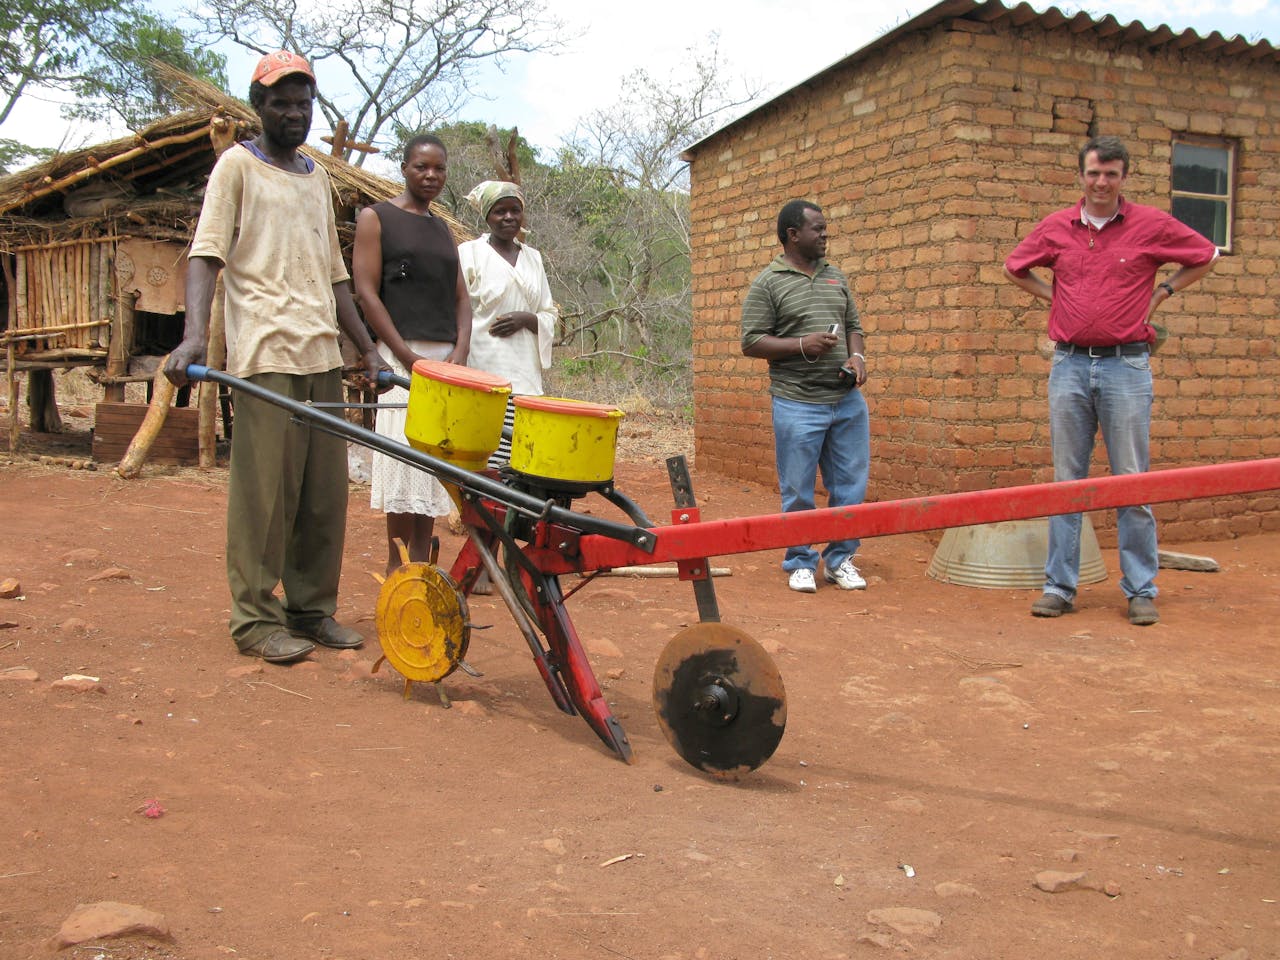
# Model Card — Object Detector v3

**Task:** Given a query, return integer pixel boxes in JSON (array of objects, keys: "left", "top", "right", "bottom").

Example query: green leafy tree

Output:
[
  {"left": 67, "top": 10, "right": 228, "bottom": 129},
  {"left": 1, "top": 0, "right": 115, "bottom": 127},
  {"left": 1, "top": 0, "right": 225, "bottom": 137},
  {"left": 0, "top": 137, "right": 50, "bottom": 174}
]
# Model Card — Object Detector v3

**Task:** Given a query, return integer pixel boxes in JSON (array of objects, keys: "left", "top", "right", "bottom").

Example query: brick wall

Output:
[{"left": 688, "top": 14, "right": 1280, "bottom": 543}]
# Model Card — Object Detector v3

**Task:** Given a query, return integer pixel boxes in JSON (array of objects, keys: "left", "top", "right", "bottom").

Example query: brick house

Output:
[{"left": 683, "top": 0, "right": 1280, "bottom": 542}]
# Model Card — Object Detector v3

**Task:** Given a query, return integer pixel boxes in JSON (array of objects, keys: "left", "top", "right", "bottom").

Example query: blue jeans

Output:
[
  {"left": 1045, "top": 350, "right": 1157, "bottom": 601},
  {"left": 772, "top": 390, "right": 870, "bottom": 573}
]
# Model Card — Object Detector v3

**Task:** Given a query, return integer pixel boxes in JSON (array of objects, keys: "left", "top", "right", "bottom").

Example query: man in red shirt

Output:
[{"left": 1004, "top": 136, "right": 1217, "bottom": 626}]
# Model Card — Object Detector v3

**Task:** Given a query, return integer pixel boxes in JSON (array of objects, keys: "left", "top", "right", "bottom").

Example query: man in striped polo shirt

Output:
[{"left": 741, "top": 199, "right": 871, "bottom": 594}]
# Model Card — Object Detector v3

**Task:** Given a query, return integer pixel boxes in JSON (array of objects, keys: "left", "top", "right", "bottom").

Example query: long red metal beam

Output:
[{"left": 532, "top": 458, "right": 1280, "bottom": 575}]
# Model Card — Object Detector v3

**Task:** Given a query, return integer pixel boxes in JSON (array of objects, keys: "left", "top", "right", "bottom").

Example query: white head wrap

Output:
[{"left": 465, "top": 180, "right": 525, "bottom": 220}]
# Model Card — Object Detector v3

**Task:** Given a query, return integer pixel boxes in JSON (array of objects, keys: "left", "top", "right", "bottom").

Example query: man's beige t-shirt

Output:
[{"left": 190, "top": 144, "right": 348, "bottom": 378}]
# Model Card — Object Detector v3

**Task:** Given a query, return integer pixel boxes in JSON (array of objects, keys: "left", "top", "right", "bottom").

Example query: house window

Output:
[{"left": 1170, "top": 138, "right": 1234, "bottom": 251}]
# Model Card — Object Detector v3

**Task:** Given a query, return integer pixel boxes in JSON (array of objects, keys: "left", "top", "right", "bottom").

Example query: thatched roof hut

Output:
[{"left": 0, "top": 66, "right": 465, "bottom": 454}]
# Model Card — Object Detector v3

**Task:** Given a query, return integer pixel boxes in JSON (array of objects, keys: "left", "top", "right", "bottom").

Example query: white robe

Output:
[{"left": 458, "top": 235, "right": 556, "bottom": 395}]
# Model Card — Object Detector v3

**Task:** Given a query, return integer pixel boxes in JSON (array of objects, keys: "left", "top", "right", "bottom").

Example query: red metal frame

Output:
[
  {"left": 446, "top": 457, "right": 1280, "bottom": 761},
  {"left": 193, "top": 367, "right": 1280, "bottom": 765},
  {"left": 540, "top": 458, "right": 1280, "bottom": 574}
]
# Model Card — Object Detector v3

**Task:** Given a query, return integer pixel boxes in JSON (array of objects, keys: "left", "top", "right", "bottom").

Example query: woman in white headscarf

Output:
[{"left": 458, "top": 180, "right": 557, "bottom": 466}]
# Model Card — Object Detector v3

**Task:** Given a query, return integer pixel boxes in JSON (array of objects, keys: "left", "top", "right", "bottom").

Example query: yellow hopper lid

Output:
[
  {"left": 514, "top": 396, "right": 621, "bottom": 418},
  {"left": 411, "top": 358, "right": 510, "bottom": 393}
]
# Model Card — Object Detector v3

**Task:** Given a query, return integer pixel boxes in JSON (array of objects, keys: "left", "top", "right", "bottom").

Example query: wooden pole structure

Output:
[
  {"left": 5, "top": 127, "right": 221, "bottom": 215},
  {"left": 116, "top": 357, "right": 176, "bottom": 478},
  {"left": 327, "top": 120, "right": 349, "bottom": 157},
  {"left": 3, "top": 253, "right": 17, "bottom": 452},
  {"left": 197, "top": 116, "right": 237, "bottom": 467},
  {"left": 5, "top": 341, "right": 16, "bottom": 452},
  {"left": 104, "top": 288, "right": 136, "bottom": 403},
  {"left": 197, "top": 276, "right": 226, "bottom": 467}
]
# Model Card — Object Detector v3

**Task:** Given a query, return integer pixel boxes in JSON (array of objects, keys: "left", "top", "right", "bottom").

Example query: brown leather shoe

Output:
[
  {"left": 1031, "top": 593, "right": 1073, "bottom": 617},
  {"left": 287, "top": 616, "right": 364, "bottom": 649},
  {"left": 1128, "top": 596, "right": 1159, "bottom": 626},
  {"left": 241, "top": 629, "right": 315, "bottom": 664}
]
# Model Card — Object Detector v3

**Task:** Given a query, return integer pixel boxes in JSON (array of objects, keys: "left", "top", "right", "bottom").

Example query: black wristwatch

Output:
[{"left": 1158, "top": 281, "right": 1175, "bottom": 297}]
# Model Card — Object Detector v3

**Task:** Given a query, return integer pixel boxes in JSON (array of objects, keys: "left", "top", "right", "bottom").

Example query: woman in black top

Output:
[{"left": 353, "top": 134, "right": 473, "bottom": 573}]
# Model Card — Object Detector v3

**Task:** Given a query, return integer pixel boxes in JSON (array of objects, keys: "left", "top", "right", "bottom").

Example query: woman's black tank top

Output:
[{"left": 373, "top": 202, "right": 458, "bottom": 342}]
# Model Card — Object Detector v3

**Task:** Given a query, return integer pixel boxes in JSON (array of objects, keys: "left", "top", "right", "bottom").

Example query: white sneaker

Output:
[
  {"left": 788, "top": 568, "right": 817, "bottom": 593},
  {"left": 824, "top": 558, "right": 867, "bottom": 590}
]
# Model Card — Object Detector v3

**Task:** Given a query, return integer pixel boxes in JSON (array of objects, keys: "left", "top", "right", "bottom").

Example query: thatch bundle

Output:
[{"left": 0, "top": 63, "right": 467, "bottom": 250}]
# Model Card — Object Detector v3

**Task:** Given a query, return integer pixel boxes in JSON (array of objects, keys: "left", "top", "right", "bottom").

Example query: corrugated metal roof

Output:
[{"left": 682, "top": 0, "right": 1278, "bottom": 158}]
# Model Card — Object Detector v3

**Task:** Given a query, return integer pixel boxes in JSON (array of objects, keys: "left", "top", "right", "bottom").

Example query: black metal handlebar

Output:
[{"left": 186, "top": 365, "right": 655, "bottom": 552}]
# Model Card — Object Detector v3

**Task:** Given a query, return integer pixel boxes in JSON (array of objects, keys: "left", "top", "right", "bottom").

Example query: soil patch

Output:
[{"left": 1, "top": 414, "right": 1277, "bottom": 959}]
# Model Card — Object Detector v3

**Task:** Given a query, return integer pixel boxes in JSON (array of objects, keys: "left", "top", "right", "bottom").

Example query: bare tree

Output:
[
  {"left": 540, "top": 42, "right": 758, "bottom": 403},
  {"left": 192, "top": 0, "right": 561, "bottom": 164}
]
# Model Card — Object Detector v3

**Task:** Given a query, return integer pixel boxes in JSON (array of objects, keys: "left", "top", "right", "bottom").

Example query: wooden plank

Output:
[
  {"left": 92, "top": 402, "right": 199, "bottom": 465},
  {"left": 6, "top": 341, "right": 18, "bottom": 452},
  {"left": 76, "top": 243, "right": 87, "bottom": 348},
  {"left": 40, "top": 249, "right": 54, "bottom": 340},
  {"left": 14, "top": 252, "right": 27, "bottom": 330}
]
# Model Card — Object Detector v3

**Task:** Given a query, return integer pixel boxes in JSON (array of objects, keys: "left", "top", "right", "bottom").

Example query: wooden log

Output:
[
  {"left": 19, "top": 348, "right": 106, "bottom": 360},
  {"left": 46, "top": 249, "right": 58, "bottom": 335},
  {"left": 0, "top": 320, "right": 110, "bottom": 343},
  {"left": 12, "top": 234, "right": 119, "bottom": 253},
  {"left": 596, "top": 566, "right": 733, "bottom": 578},
  {"left": 66, "top": 246, "right": 76, "bottom": 340},
  {"left": 27, "top": 368, "right": 62, "bottom": 433},
  {"left": 66, "top": 246, "right": 76, "bottom": 346},
  {"left": 96, "top": 243, "right": 112, "bottom": 349},
  {"left": 115, "top": 357, "right": 177, "bottom": 478},
  {"left": 13, "top": 252, "right": 27, "bottom": 332},
  {"left": 1, "top": 126, "right": 217, "bottom": 215},
  {"left": 105, "top": 288, "right": 136, "bottom": 403},
  {"left": 1, "top": 253, "right": 15, "bottom": 334},
  {"left": 28, "top": 253, "right": 44, "bottom": 353},
  {"left": 6, "top": 341, "right": 17, "bottom": 452},
  {"left": 67, "top": 246, "right": 77, "bottom": 347},
  {"left": 197, "top": 274, "right": 227, "bottom": 467},
  {"left": 55, "top": 248, "right": 66, "bottom": 337},
  {"left": 88, "top": 244, "right": 100, "bottom": 348},
  {"left": 1, "top": 255, "right": 15, "bottom": 450},
  {"left": 77, "top": 242, "right": 88, "bottom": 349},
  {"left": 326, "top": 120, "right": 349, "bottom": 157},
  {"left": 208, "top": 114, "right": 239, "bottom": 155},
  {"left": 8, "top": 356, "right": 95, "bottom": 369},
  {"left": 26, "top": 257, "right": 37, "bottom": 350},
  {"left": 1157, "top": 550, "right": 1220, "bottom": 572},
  {"left": 37, "top": 250, "right": 52, "bottom": 339},
  {"left": 195, "top": 122, "right": 238, "bottom": 469},
  {"left": 121, "top": 142, "right": 211, "bottom": 183}
]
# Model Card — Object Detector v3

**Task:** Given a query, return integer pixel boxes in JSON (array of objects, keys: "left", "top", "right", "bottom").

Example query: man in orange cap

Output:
[{"left": 166, "top": 51, "right": 388, "bottom": 664}]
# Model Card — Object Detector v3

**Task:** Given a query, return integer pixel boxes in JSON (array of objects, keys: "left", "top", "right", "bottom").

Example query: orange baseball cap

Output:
[{"left": 251, "top": 50, "right": 315, "bottom": 87}]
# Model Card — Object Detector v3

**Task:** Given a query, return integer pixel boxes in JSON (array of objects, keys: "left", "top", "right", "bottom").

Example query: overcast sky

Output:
[{"left": 6, "top": 0, "right": 1279, "bottom": 163}]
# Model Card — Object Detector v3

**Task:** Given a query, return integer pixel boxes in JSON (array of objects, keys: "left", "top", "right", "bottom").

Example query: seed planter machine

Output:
[{"left": 187, "top": 361, "right": 1280, "bottom": 779}]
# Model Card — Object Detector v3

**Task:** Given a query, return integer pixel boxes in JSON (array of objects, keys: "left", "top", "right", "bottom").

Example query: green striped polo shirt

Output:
[{"left": 741, "top": 255, "right": 863, "bottom": 403}]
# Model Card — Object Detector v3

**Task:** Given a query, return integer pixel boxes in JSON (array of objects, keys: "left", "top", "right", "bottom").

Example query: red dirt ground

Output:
[{"left": 1, "top": 421, "right": 1278, "bottom": 960}]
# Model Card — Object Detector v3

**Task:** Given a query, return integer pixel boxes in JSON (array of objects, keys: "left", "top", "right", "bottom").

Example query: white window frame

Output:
[{"left": 1170, "top": 136, "right": 1235, "bottom": 253}]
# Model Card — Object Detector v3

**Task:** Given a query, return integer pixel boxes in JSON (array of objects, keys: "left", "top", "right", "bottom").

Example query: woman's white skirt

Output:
[{"left": 370, "top": 340, "right": 454, "bottom": 517}]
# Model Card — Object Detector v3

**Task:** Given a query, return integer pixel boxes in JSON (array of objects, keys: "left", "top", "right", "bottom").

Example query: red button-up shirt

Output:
[{"left": 1005, "top": 198, "right": 1217, "bottom": 346}]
